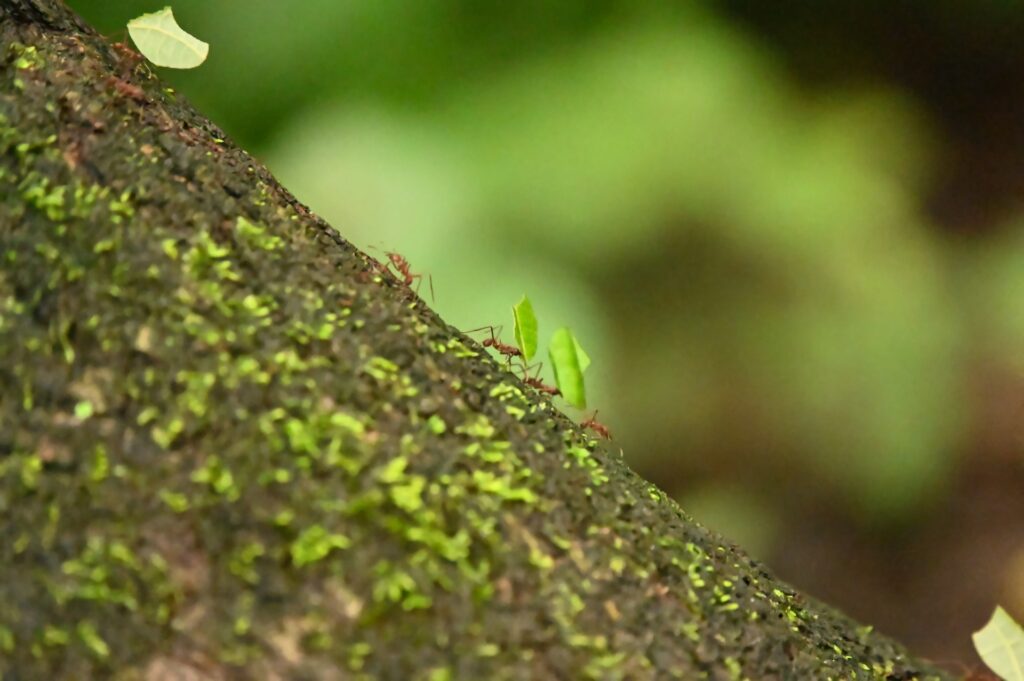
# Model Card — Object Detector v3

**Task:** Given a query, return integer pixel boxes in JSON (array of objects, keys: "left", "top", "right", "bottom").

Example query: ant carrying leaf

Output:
[
  {"left": 464, "top": 325, "right": 522, "bottom": 367},
  {"left": 470, "top": 294, "right": 537, "bottom": 366},
  {"left": 471, "top": 300, "right": 607, "bottom": 439},
  {"left": 518, "top": 361, "right": 560, "bottom": 397}
]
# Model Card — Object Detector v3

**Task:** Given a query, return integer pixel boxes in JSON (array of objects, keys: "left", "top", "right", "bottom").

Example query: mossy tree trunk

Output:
[{"left": 0, "top": 2, "right": 954, "bottom": 679}]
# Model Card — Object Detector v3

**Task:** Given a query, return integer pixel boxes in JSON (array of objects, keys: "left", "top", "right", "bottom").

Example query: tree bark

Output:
[{"left": 0, "top": 2, "right": 955, "bottom": 679}]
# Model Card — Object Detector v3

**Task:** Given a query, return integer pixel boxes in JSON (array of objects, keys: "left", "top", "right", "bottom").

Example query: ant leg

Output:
[
  {"left": 517, "top": 359, "right": 543, "bottom": 380},
  {"left": 463, "top": 325, "right": 504, "bottom": 343},
  {"left": 462, "top": 324, "right": 497, "bottom": 336},
  {"left": 408, "top": 273, "right": 434, "bottom": 303},
  {"left": 488, "top": 325, "right": 505, "bottom": 346}
]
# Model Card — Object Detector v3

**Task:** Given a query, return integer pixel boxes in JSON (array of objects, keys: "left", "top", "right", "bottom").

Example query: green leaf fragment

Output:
[
  {"left": 549, "top": 327, "right": 587, "bottom": 409},
  {"left": 573, "top": 336, "right": 591, "bottom": 374},
  {"left": 973, "top": 606, "right": 1024, "bottom": 681},
  {"left": 127, "top": 7, "right": 209, "bottom": 69},
  {"left": 512, "top": 295, "right": 538, "bottom": 361}
]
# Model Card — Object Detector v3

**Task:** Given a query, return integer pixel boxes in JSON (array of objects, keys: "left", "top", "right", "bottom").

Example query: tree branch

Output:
[{"left": 0, "top": 1, "right": 953, "bottom": 678}]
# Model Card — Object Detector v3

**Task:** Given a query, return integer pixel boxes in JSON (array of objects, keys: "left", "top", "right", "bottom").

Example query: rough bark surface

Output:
[{"left": 0, "top": 2, "right": 955, "bottom": 679}]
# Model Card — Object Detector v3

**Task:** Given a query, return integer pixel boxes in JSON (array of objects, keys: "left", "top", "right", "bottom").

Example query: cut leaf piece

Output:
[
  {"left": 973, "top": 606, "right": 1024, "bottom": 681},
  {"left": 128, "top": 7, "right": 209, "bottom": 69},
  {"left": 512, "top": 295, "right": 538, "bottom": 361},
  {"left": 549, "top": 327, "right": 586, "bottom": 409},
  {"left": 573, "top": 335, "right": 591, "bottom": 374}
]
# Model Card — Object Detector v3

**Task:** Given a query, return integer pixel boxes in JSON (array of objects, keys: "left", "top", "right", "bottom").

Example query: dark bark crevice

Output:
[{"left": 2, "top": 0, "right": 87, "bottom": 32}]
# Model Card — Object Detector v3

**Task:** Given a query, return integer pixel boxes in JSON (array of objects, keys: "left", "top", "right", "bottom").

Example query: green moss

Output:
[
  {"left": 190, "top": 455, "right": 240, "bottom": 500},
  {"left": 372, "top": 560, "right": 431, "bottom": 610},
  {"left": 21, "top": 175, "right": 66, "bottom": 220},
  {"left": 364, "top": 356, "right": 399, "bottom": 381},
  {"left": 74, "top": 400, "right": 94, "bottom": 420},
  {"left": 76, "top": 621, "right": 110, "bottom": 659},
  {"left": 17, "top": 452, "right": 42, "bottom": 490},
  {"left": 0, "top": 626, "right": 13, "bottom": 654},
  {"left": 290, "top": 525, "right": 351, "bottom": 566},
  {"left": 456, "top": 414, "right": 496, "bottom": 439},
  {"left": 160, "top": 238, "right": 179, "bottom": 260},
  {"left": 9, "top": 42, "right": 45, "bottom": 70},
  {"left": 158, "top": 490, "right": 190, "bottom": 512},
  {"left": 426, "top": 414, "right": 447, "bottom": 434},
  {"left": 42, "top": 625, "right": 69, "bottom": 647},
  {"left": 470, "top": 470, "right": 537, "bottom": 504},
  {"left": 423, "top": 667, "right": 453, "bottom": 681},
  {"left": 51, "top": 538, "right": 174, "bottom": 621}
]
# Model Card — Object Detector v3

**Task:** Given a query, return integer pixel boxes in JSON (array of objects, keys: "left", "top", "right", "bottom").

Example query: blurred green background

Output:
[{"left": 73, "top": 0, "right": 1024, "bottom": 666}]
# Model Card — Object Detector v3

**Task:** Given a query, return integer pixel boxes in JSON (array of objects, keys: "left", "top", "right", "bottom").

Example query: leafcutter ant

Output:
[
  {"left": 518, "top": 361, "right": 560, "bottom": 396},
  {"left": 112, "top": 41, "right": 142, "bottom": 67},
  {"left": 525, "top": 375, "right": 561, "bottom": 396},
  {"left": 380, "top": 251, "right": 434, "bottom": 302},
  {"left": 581, "top": 411, "right": 612, "bottom": 440},
  {"left": 106, "top": 76, "right": 146, "bottom": 102},
  {"left": 464, "top": 325, "right": 522, "bottom": 366},
  {"left": 108, "top": 29, "right": 145, "bottom": 75},
  {"left": 104, "top": 32, "right": 147, "bottom": 101}
]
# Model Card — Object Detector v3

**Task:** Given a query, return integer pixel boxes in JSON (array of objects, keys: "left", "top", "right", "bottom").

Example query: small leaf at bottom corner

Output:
[{"left": 973, "top": 606, "right": 1024, "bottom": 681}]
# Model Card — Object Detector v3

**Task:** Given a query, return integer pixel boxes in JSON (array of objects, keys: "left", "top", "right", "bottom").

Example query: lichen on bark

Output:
[{"left": 0, "top": 1, "right": 955, "bottom": 679}]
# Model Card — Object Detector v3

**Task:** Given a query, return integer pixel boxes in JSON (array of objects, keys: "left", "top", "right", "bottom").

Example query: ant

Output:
[
  {"left": 378, "top": 251, "right": 434, "bottom": 302},
  {"left": 112, "top": 41, "right": 142, "bottom": 67},
  {"left": 580, "top": 411, "right": 612, "bottom": 440},
  {"left": 104, "top": 33, "right": 148, "bottom": 102},
  {"left": 524, "top": 375, "right": 561, "bottom": 396},
  {"left": 106, "top": 76, "right": 146, "bottom": 102},
  {"left": 108, "top": 30, "right": 145, "bottom": 73},
  {"left": 518, "top": 361, "right": 560, "bottom": 396},
  {"left": 464, "top": 325, "right": 522, "bottom": 365}
]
